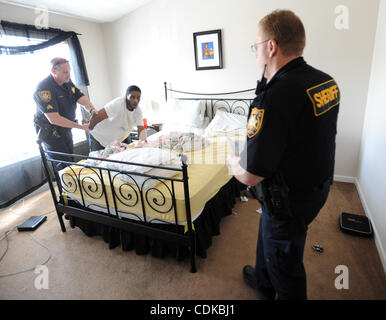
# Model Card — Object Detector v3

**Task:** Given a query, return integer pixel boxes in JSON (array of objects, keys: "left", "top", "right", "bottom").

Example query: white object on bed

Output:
[
  {"left": 204, "top": 109, "right": 247, "bottom": 137},
  {"left": 99, "top": 147, "right": 181, "bottom": 174},
  {"left": 96, "top": 148, "right": 183, "bottom": 189}
]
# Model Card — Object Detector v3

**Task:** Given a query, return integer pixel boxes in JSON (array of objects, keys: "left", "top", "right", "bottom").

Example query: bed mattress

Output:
[{"left": 59, "top": 133, "right": 245, "bottom": 225}]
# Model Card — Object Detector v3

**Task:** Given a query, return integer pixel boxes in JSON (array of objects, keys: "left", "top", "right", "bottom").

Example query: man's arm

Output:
[
  {"left": 88, "top": 108, "right": 108, "bottom": 130},
  {"left": 77, "top": 95, "right": 97, "bottom": 115},
  {"left": 44, "top": 112, "right": 89, "bottom": 131},
  {"left": 137, "top": 125, "right": 147, "bottom": 142},
  {"left": 226, "top": 154, "right": 264, "bottom": 186}
]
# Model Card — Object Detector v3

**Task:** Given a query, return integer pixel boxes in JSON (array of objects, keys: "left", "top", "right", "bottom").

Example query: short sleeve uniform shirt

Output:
[
  {"left": 240, "top": 57, "right": 340, "bottom": 191},
  {"left": 34, "top": 75, "right": 84, "bottom": 130}
]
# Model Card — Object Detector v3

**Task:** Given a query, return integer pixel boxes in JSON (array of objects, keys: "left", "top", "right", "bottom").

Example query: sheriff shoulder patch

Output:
[
  {"left": 72, "top": 87, "right": 75, "bottom": 94},
  {"left": 247, "top": 108, "right": 264, "bottom": 138},
  {"left": 38, "top": 90, "right": 51, "bottom": 103},
  {"left": 306, "top": 79, "right": 340, "bottom": 117}
]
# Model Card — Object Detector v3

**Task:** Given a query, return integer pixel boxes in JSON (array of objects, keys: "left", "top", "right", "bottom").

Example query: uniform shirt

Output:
[
  {"left": 90, "top": 96, "right": 143, "bottom": 147},
  {"left": 33, "top": 75, "right": 84, "bottom": 130},
  {"left": 240, "top": 57, "right": 340, "bottom": 191}
]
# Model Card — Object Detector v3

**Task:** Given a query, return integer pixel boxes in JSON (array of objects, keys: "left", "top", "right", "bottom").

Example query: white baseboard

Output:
[
  {"left": 354, "top": 178, "right": 386, "bottom": 275},
  {"left": 333, "top": 175, "right": 356, "bottom": 183}
]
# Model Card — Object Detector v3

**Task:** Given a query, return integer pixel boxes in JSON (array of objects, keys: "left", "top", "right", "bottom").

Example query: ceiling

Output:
[{"left": 0, "top": 0, "right": 154, "bottom": 22}]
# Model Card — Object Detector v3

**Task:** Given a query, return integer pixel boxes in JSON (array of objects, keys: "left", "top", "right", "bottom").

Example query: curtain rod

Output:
[{"left": 0, "top": 20, "right": 81, "bottom": 36}]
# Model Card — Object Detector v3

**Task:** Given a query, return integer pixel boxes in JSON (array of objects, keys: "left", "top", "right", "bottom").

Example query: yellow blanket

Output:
[{"left": 60, "top": 134, "right": 244, "bottom": 224}]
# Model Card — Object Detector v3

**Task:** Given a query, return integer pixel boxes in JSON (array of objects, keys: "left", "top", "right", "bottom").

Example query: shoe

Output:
[
  {"left": 243, "top": 265, "right": 258, "bottom": 289},
  {"left": 242, "top": 265, "right": 276, "bottom": 300}
]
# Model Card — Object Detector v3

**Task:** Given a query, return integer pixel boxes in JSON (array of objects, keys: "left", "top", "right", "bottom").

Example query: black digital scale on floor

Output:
[
  {"left": 17, "top": 216, "right": 47, "bottom": 231},
  {"left": 340, "top": 212, "right": 373, "bottom": 237}
]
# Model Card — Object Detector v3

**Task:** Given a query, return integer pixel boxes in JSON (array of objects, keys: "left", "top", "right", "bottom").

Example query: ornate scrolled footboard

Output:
[{"left": 37, "top": 136, "right": 198, "bottom": 272}]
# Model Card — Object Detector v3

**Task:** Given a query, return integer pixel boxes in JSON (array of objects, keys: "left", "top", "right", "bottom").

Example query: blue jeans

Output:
[
  {"left": 254, "top": 185, "right": 330, "bottom": 300},
  {"left": 88, "top": 133, "right": 105, "bottom": 153}
]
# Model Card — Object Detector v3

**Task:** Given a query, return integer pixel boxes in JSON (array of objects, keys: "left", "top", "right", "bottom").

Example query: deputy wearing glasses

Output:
[
  {"left": 227, "top": 10, "right": 340, "bottom": 299},
  {"left": 33, "top": 57, "right": 96, "bottom": 169}
]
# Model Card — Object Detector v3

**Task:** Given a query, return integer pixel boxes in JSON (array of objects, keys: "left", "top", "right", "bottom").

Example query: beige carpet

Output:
[{"left": 0, "top": 182, "right": 385, "bottom": 300}]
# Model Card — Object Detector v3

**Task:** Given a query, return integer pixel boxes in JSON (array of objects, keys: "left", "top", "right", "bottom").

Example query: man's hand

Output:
[
  {"left": 137, "top": 125, "right": 147, "bottom": 142},
  {"left": 80, "top": 123, "right": 90, "bottom": 132},
  {"left": 90, "top": 108, "right": 98, "bottom": 116},
  {"left": 226, "top": 153, "right": 264, "bottom": 186},
  {"left": 78, "top": 96, "right": 97, "bottom": 116},
  {"left": 226, "top": 154, "right": 245, "bottom": 176}
]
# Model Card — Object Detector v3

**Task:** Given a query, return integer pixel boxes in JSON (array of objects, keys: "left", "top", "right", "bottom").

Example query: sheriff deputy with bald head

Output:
[
  {"left": 33, "top": 57, "right": 96, "bottom": 169},
  {"left": 227, "top": 10, "right": 340, "bottom": 300}
]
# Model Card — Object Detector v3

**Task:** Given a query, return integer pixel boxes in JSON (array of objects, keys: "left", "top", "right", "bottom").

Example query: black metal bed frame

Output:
[
  {"left": 39, "top": 83, "right": 254, "bottom": 274},
  {"left": 164, "top": 81, "right": 255, "bottom": 117},
  {"left": 38, "top": 136, "right": 198, "bottom": 271}
]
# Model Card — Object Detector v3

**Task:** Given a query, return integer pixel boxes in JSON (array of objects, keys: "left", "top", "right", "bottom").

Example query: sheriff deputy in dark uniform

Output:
[
  {"left": 33, "top": 57, "right": 97, "bottom": 169},
  {"left": 227, "top": 10, "right": 340, "bottom": 300}
]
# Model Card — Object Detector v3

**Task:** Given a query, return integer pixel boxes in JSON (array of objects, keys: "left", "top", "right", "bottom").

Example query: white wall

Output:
[
  {"left": 101, "top": 0, "right": 379, "bottom": 181},
  {"left": 0, "top": 2, "right": 112, "bottom": 107},
  {"left": 357, "top": 0, "right": 386, "bottom": 273}
]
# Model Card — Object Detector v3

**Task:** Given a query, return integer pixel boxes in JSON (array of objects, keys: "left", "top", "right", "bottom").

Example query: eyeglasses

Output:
[{"left": 250, "top": 39, "right": 269, "bottom": 52}]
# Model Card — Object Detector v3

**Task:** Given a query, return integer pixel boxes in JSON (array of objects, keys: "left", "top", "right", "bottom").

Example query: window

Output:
[{"left": 0, "top": 35, "right": 86, "bottom": 168}]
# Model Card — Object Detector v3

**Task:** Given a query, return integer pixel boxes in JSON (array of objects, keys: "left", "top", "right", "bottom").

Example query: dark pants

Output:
[
  {"left": 41, "top": 129, "right": 74, "bottom": 171},
  {"left": 254, "top": 185, "right": 330, "bottom": 300}
]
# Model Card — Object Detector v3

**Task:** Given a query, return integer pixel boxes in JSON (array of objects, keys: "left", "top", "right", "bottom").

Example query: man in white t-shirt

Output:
[{"left": 88, "top": 85, "right": 146, "bottom": 152}]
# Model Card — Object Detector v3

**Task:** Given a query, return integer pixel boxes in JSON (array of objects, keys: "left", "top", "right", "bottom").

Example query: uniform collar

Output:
[
  {"left": 48, "top": 74, "right": 71, "bottom": 89},
  {"left": 266, "top": 57, "right": 306, "bottom": 87},
  {"left": 49, "top": 74, "right": 62, "bottom": 88}
]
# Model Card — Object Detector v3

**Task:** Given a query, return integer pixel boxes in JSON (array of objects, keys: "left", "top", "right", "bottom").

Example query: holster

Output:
[
  {"left": 253, "top": 173, "right": 292, "bottom": 218},
  {"left": 34, "top": 114, "right": 62, "bottom": 140}
]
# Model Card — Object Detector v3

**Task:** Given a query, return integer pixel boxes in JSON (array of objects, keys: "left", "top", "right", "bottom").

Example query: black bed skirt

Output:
[{"left": 65, "top": 178, "right": 245, "bottom": 261}]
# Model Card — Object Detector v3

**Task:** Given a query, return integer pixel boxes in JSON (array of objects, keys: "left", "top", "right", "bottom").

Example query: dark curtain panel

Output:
[
  {"left": 0, "top": 20, "right": 89, "bottom": 86},
  {"left": 67, "top": 34, "right": 89, "bottom": 86},
  {"left": 0, "top": 20, "right": 90, "bottom": 208},
  {"left": 0, "top": 142, "right": 89, "bottom": 209},
  {"left": 0, "top": 156, "right": 47, "bottom": 208}
]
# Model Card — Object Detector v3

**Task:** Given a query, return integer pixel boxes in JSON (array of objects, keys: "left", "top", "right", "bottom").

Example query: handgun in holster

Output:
[
  {"left": 34, "top": 114, "right": 61, "bottom": 141},
  {"left": 253, "top": 173, "right": 292, "bottom": 218}
]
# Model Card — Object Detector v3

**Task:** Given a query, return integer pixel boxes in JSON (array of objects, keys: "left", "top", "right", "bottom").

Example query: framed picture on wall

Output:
[{"left": 193, "top": 29, "right": 223, "bottom": 70}]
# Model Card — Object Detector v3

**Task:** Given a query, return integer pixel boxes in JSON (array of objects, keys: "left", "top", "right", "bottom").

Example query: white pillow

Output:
[
  {"left": 99, "top": 148, "right": 181, "bottom": 174},
  {"left": 201, "top": 116, "right": 210, "bottom": 129},
  {"left": 163, "top": 99, "right": 205, "bottom": 128},
  {"left": 204, "top": 110, "right": 247, "bottom": 137}
]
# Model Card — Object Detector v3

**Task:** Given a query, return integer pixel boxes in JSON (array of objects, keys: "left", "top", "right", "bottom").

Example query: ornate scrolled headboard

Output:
[{"left": 164, "top": 82, "right": 256, "bottom": 119}]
